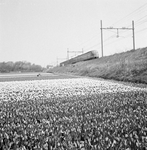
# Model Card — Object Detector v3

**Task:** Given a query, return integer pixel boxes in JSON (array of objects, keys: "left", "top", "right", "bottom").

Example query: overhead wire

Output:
[
  {"left": 135, "top": 27, "right": 147, "bottom": 34},
  {"left": 111, "top": 2, "right": 147, "bottom": 26},
  {"left": 99, "top": 3, "right": 147, "bottom": 50},
  {"left": 86, "top": 5, "right": 147, "bottom": 51},
  {"left": 119, "top": 6, "right": 147, "bottom": 28},
  {"left": 103, "top": 25, "right": 147, "bottom": 48},
  {"left": 77, "top": 2, "right": 147, "bottom": 53},
  {"left": 84, "top": 34, "right": 117, "bottom": 51},
  {"left": 75, "top": 32, "right": 101, "bottom": 49},
  {"left": 84, "top": 43, "right": 101, "bottom": 51}
]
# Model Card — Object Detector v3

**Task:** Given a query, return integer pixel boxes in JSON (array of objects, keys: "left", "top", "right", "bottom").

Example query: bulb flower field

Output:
[{"left": 0, "top": 78, "right": 147, "bottom": 149}]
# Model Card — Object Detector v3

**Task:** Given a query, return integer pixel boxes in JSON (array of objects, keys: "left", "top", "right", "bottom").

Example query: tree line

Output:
[{"left": 0, "top": 61, "right": 44, "bottom": 73}]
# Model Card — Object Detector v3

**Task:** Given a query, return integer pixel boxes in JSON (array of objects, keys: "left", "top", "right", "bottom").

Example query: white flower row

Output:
[{"left": 0, "top": 78, "right": 146, "bottom": 102}]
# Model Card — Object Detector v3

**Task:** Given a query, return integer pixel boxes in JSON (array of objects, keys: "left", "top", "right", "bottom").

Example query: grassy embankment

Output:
[{"left": 49, "top": 47, "right": 147, "bottom": 84}]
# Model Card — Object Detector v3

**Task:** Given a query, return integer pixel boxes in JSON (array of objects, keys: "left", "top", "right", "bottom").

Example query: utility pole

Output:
[
  {"left": 56, "top": 57, "right": 58, "bottom": 66},
  {"left": 100, "top": 20, "right": 103, "bottom": 57},
  {"left": 67, "top": 48, "right": 69, "bottom": 60},
  {"left": 82, "top": 48, "right": 84, "bottom": 54},
  {"left": 100, "top": 20, "right": 135, "bottom": 57},
  {"left": 132, "top": 20, "right": 135, "bottom": 51}
]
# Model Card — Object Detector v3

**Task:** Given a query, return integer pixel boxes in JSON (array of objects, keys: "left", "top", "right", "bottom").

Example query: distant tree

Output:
[
  {"left": 0, "top": 61, "right": 44, "bottom": 73},
  {"left": 0, "top": 62, "right": 10, "bottom": 73},
  {"left": 30, "top": 64, "right": 43, "bottom": 72},
  {"left": 14, "top": 61, "right": 24, "bottom": 71}
]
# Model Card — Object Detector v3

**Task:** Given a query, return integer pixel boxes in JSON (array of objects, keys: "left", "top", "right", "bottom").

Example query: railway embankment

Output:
[{"left": 49, "top": 47, "right": 147, "bottom": 84}]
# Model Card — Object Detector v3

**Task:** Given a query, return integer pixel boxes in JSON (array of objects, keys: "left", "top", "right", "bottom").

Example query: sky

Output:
[{"left": 0, "top": 0, "right": 147, "bottom": 67}]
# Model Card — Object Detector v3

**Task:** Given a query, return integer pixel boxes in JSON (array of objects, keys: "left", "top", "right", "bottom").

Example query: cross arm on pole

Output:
[
  {"left": 102, "top": 27, "right": 132, "bottom": 30},
  {"left": 100, "top": 20, "right": 135, "bottom": 58}
]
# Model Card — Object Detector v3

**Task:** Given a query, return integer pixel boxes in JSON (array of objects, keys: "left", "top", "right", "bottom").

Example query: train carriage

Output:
[{"left": 60, "top": 50, "right": 99, "bottom": 66}]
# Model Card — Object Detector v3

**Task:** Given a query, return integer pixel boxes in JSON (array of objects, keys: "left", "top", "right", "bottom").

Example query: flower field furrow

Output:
[{"left": 0, "top": 78, "right": 147, "bottom": 149}]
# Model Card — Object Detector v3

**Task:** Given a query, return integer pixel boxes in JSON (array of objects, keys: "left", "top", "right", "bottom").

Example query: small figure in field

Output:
[{"left": 37, "top": 73, "right": 41, "bottom": 77}]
